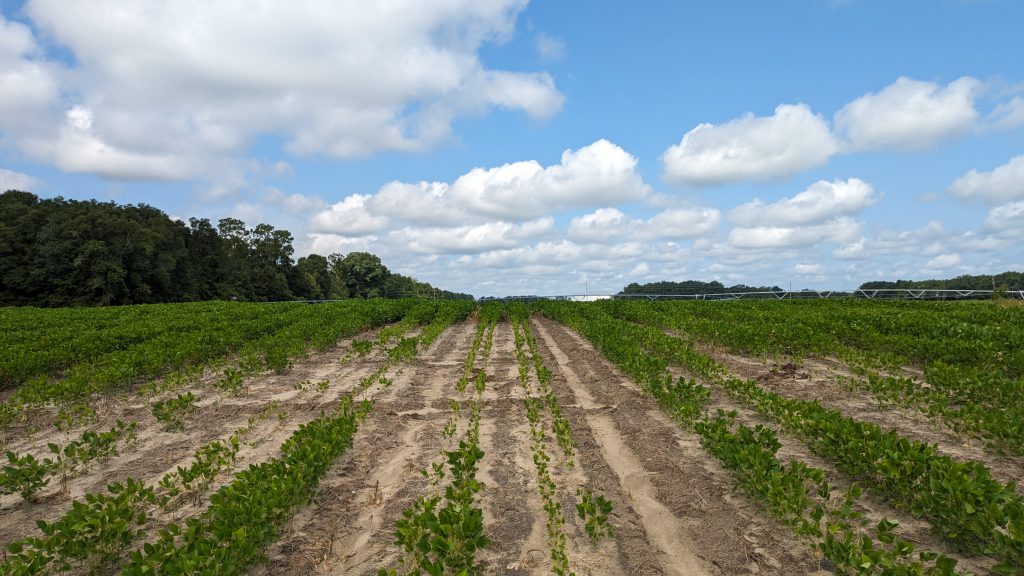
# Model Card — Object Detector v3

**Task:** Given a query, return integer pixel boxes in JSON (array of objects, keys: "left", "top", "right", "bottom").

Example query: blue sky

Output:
[{"left": 1, "top": 0, "right": 1022, "bottom": 296}]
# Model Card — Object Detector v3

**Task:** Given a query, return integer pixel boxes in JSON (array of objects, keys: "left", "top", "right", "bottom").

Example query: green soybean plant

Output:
[
  {"left": 3, "top": 478, "right": 157, "bottom": 574},
  {"left": 151, "top": 392, "right": 196, "bottom": 431},
  {"left": 48, "top": 420, "right": 138, "bottom": 493},
  {"left": 0, "top": 451, "right": 53, "bottom": 501},
  {"left": 576, "top": 488, "right": 614, "bottom": 542}
]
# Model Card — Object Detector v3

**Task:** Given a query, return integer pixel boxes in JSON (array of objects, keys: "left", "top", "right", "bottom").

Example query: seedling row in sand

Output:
[{"left": 1, "top": 299, "right": 1021, "bottom": 574}]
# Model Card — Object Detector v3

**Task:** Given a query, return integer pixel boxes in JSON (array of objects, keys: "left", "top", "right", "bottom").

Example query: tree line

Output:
[
  {"left": 0, "top": 190, "right": 472, "bottom": 307},
  {"left": 859, "top": 271, "right": 1024, "bottom": 292},
  {"left": 619, "top": 280, "right": 783, "bottom": 296},
  {"left": 620, "top": 274, "right": 1023, "bottom": 297}
]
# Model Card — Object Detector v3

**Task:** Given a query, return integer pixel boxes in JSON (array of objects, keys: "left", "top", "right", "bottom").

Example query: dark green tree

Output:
[
  {"left": 0, "top": 190, "right": 471, "bottom": 306},
  {"left": 291, "top": 254, "right": 332, "bottom": 299},
  {"left": 248, "top": 223, "right": 293, "bottom": 301},
  {"left": 336, "top": 252, "right": 388, "bottom": 299}
]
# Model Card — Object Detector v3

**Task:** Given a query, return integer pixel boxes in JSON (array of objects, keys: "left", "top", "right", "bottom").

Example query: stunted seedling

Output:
[
  {"left": 576, "top": 488, "right": 614, "bottom": 542},
  {"left": 151, "top": 392, "right": 196, "bottom": 431}
]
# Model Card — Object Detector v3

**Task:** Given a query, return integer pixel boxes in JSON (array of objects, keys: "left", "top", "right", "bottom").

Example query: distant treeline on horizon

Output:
[
  {"left": 859, "top": 271, "right": 1024, "bottom": 292},
  {"left": 0, "top": 190, "right": 472, "bottom": 307},
  {"left": 619, "top": 273, "right": 1024, "bottom": 296},
  {"left": 618, "top": 280, "right": 783, "bottom": 296}
]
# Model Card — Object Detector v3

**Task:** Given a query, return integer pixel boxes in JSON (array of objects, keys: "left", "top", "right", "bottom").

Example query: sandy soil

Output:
[
  {"left": 254, "top": 318, "right": 473, "bottom": 574},
  {"left": 0, "top": 329, "right": 391, "bottom": 550},
  {"left": 256, "top": 317, "right": 839, "bottom": 575},
  {"left": 531, "top": 317, "right": 831, "bottom": 575},
  {"left": 261, "top": 319, "right": 631, "bottom": 575}
]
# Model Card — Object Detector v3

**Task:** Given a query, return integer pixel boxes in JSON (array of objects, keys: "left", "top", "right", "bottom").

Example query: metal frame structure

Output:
[
  {"left": 285, "top": 289, "right": 1024, "bottom": 303},
  {"left": 604, "top": 288, "right": 1024, "bottom": 301}
]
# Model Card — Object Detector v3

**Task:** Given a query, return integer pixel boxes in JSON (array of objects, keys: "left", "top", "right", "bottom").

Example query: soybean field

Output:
[{"left": 0, "top": 299, "right": 1021, "bottom": 575}]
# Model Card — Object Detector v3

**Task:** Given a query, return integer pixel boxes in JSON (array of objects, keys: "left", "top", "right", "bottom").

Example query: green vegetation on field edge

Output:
[
  {"left": 0, "top": 190, "right": 471, "bottom": 307},
  {"left": 1, "top": 300, "right": 473, "bottom": 575},
  {"left": 536, "top": 301, "right": 1019, "bottom": 575}
]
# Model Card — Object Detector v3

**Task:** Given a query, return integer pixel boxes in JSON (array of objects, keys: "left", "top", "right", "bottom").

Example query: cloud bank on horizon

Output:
[{"left": 1, "top": 0, "right": 1023, "bottom": 296}]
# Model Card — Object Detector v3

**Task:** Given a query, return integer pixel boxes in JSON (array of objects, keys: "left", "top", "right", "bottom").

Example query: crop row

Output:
[
  {"left": 510, "top": 308, "right": 616, "bottom": 548},
  {"left": 0, "top": 402, "right": 279, "bottom": 574},
  {"left": 0, "top": 302, "right": 266, "bottom": 388},
  {"left": 512, "top": 307, "right": 576, "bottom": 466},
  {"left": 716, "top": 375, "right": 1023, "bottom": 572},
  {"left": 848, "top": 364, "right": 1023, "bottom": 456},
  {"left": 600, "top": 300, "right": 1024, "bottom": 455},
  {"left": 1, "top": 420, "right": 137, "bottom": 502},
  {"left": 0, "top": 300, "right": 418, "bottom": 433},
  {"left": 386, "top": 304, "right": 497, "bottom": 575},
  {"left": 697, "top": 411, "right": 961, "bottom": 575},
  {"left": 510, "top": 314, "right": 574, "bottom": 575},
  {"left": 535, "top": 301, "right": 973, "bottom": 575},
  {"left": 120, "top": 396, "right": 370, "bottom": 575},
  {"left": 604, "top": 299, "right": 1024, "bottom": 375},
  {"left": 1, "top": 300, "right": 473, "bottom": 575},
  {"left": 586, "top": 301, "right": 1024, "bottom": 571},
  {"left": 353, "top": 300, "right": 475, "bottom": 396}
]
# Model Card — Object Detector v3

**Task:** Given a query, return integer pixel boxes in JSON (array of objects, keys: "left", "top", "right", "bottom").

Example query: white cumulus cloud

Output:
[
  {"left": 263, "top": 188, "right": 326, "bottom": 215},
  {"left": 311, "top": 139, "right": 649, "bottom": 234},
  {"left": 659, "top": 76, "right": 1005, "bottom": 186},
  {"left": 988, "top": 96, "right": 1024, "bottom": 130},
  {"left": 450, "top": 139, "right": 649, "bottom": 219},
  {"left": 729, "top": 217, "right": 861, "bottom": 249},
  {"left": 926, "top": 253, "right": 962, "bottom": 269},
  {"left": 0, "top": 167, "right": 39, "bottom": 191},
  {"left": 568, "top": 206, "right": 720, "bottom": 243},
  {"left": 19, "top": 106, "right": 193, "bottom": 181},
  {"left": 0, "top": 15, "right": 61, "bottom": 133},
  {"left": 833, "top": 220, "right": 946, "bottom": 260},
  {"left": 310, "top": 194, "right": 390, "bottom": 236},
  {"left": 730, "top": 178, "right": 878, "bottom": 227},
  {"left": 398, "top": 218, "right": 554, "bottom": 254},
  {"left": 949, "top": 155, "right": 1024, "bottom": 203},
  {"left": 661, "top": 104, "right": 836, "bottom": 185},
  {"left": 647, "top": 208, "right": 722, "bottom": 238},
  {"left": 0, "top": 168, "right": 40, "bottom": 191},
  {"left": 567, "top": 208, "right": 631, "bottom": 242},
  {"left": 793, "top": 263, "right": 824, "bottom": 275},
  {"left": 834, "top": 76, "right": 980, "bottom": 151},
  {"left": 476, "top": 240, "right": 582, "bottom": 268},
  {"left": 983, "top": 201, "right": 1024, "bottom": 238},
  {"left": 9, "top": 0, "right": 563, "bottom": 180}
]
